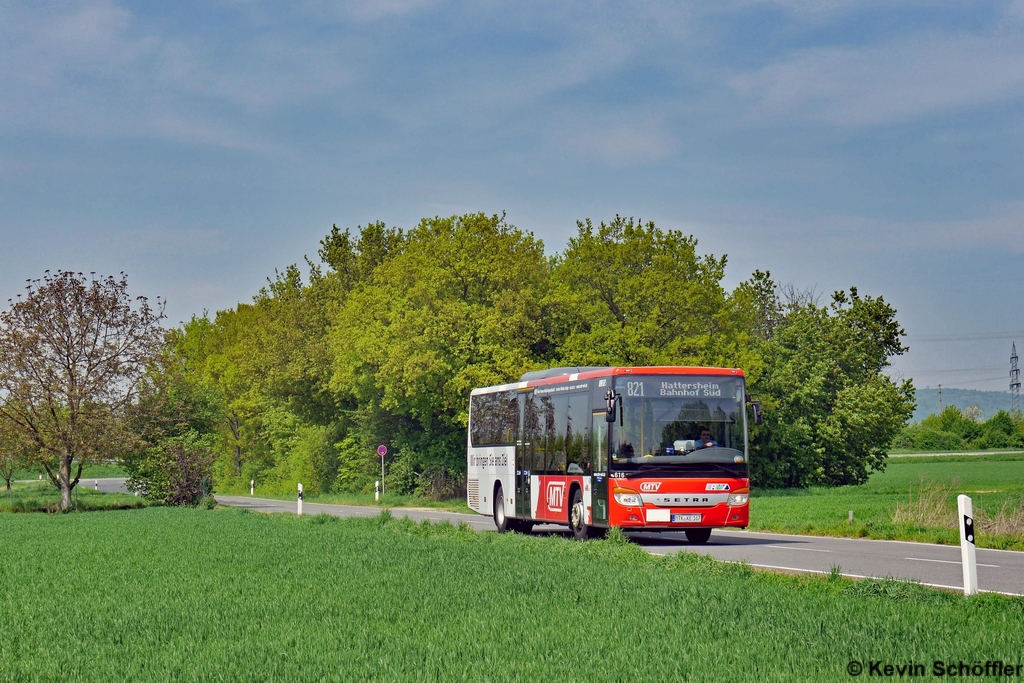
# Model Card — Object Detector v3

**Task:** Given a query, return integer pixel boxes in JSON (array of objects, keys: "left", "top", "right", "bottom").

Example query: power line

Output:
[
  {"left": 911, "top": 367, "right": 1005, "bottom": 375},
  {"left": 936, "top": 375, "right": 1011, "bottom": 386},
  {"left": 907, "top": 332, "right": 1024, "bottom": 342}
]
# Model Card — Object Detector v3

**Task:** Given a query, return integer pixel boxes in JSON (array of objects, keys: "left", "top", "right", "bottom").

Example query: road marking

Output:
[
  {"left": 905, "top": 557, "right": 999, "bottom": 568},
  {"left": 741, "top": 563, "right": 1022, "bottom": 596},
  {"left": 763, "top": 544, "right": 832, "bottom": 553},
  {"left": 714, "top": 527, "right": 1024, "bottom": 554}
]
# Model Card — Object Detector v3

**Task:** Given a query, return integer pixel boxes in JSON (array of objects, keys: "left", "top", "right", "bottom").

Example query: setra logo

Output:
[
  {"left": 640, "top": 482, "right": 662, "bottom": 492},
  {"left": 546, "top": 482, "right": 566, "bottom": 512}
]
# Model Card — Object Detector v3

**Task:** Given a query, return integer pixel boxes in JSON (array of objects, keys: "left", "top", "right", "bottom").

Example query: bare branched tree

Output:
[
  {"left": 778, "top": 281, "right": 822, "bottom": 313},
  {"left": 0, "top": 271, "right": 165, "bottom": 510}
]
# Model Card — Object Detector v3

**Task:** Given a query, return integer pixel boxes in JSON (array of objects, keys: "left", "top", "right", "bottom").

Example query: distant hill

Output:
[{"left": 912, "top": 388, "right": 1015, "bottom": 423}]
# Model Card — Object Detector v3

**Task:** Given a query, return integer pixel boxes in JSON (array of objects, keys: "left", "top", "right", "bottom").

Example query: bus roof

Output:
[{"left": 469, "top": 366, "right": 746, "bottom": 396}]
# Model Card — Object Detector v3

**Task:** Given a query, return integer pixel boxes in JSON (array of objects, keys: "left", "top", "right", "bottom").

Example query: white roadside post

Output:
[
  {"left": 957, "top": 494, "right": 978, "bottom": 596},
  {"left": 375, "top": 480, "right": 380, "bottom": 502},
  {"left": 250, "top": 479, "right": 254, "bottom": 496},
  {"left": 297, "top": 483, "right": 303, "bottom": 517},
  {"left": 95, "top": 480, "right": 99, "bottom": 491}
]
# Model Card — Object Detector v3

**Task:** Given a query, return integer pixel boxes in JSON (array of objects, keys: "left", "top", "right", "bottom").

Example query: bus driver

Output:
[{"left": 695, "top": 426, "right": 719, "bottom": 449}]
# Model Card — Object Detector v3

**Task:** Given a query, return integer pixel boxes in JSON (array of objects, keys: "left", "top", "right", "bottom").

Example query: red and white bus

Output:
[{"left": 466, "top": 366, "right": 759, "bottom": 542}]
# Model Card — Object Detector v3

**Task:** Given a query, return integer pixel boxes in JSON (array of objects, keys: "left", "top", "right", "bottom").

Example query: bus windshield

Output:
[{"left": 611, "top": 375, "right": 747, "bottom": 478}]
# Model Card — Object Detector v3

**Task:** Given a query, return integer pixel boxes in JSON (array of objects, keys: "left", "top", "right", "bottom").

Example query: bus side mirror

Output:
[
  {"left": 605, "top": 390, "right": 618, "bottom": 423},
  {"left": 746, "top": 393, "right": 763, "bottom": 426}
]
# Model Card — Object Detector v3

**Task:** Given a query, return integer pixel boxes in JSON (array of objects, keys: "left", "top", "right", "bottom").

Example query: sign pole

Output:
[
  {"left": 377, "top": 445, "right": 387, "bottom": 497},
  {"left": 957, "top": 494, "right": 978, "bottom": 596}
]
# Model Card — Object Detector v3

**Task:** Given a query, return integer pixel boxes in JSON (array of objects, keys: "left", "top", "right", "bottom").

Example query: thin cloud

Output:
[
  {"left": 555, "top": 114, "right": 678, "bottom": 167},
  {"left": 680, "top": 202, "right": 1024, "bottom": 257},
  {"left": 1, "top": 0, "right": 356, "bottom": 145},
  {"left": 730, "top": 31, "right": 1024, "bottom": 126}
]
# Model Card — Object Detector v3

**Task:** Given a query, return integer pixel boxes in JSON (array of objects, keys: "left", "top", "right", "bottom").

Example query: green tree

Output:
[
  {"left": 0, "top": 413, "right": 31, "bottom": 492},
  {"left": 751, "top": 287, "right": 915, "bottom": 487},
  {"left": 170, "top": 222, "right": 406, "bottom": 496},
  {"left": 975, "top": 410, "right": 1023, "bottom": 450},
  {"left": 550, "top": 216, "right": 762, "bottom": 377},
  {"left": 119, "top": 343, "right": 224, "bottom": 500},
  {"left": 329, "top": 213, "right": 550, "bottom": 493}
]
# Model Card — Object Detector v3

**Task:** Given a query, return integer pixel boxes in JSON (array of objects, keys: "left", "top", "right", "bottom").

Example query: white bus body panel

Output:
[{"left": 467, "top": 444, "right": 514, "bottom": 517}]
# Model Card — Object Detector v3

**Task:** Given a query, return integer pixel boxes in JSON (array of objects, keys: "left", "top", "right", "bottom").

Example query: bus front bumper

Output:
[{"left": 609, "top": 502, "right": 748, "bottom": 528}]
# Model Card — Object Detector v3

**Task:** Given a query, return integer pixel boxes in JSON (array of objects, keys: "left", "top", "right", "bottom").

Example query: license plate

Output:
[{"left": 672, "top": 514, "right": 702, "bottom": 523}]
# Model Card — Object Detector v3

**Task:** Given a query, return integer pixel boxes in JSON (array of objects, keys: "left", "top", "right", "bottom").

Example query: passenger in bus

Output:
[{"left": 695, "top": 426, "right": 719, "bottom": 449}]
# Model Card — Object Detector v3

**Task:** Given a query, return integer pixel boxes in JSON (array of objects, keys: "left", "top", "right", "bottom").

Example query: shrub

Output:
[
  {"left": 893, "top": 425, "right": 964, "bottom": 452},
  {"left": 125, "top": 431, "right": 216, "bottom": 506}
]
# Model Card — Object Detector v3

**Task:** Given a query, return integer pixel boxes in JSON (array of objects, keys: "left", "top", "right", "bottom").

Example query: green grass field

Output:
[
  {"left": 1, "top": 507, "right": 1022, "bottom": 682},
  {"left": 751, "top": 453, "right": 1024, "bottom": 550},
  {"left": 252, "top": 490, "right": 474, "bottom": 514},
  {"left": 0, "top": 481, "right": 146, "bottom": 513}
]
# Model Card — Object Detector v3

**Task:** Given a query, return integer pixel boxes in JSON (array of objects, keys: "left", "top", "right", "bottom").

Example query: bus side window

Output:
[{"left": 567, "top": 391, "right": 590, "bottom": 474}]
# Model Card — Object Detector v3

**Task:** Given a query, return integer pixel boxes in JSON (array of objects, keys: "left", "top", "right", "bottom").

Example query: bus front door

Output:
[
  {"left": 590, "top": 412, "right": 609, "bottom": 525},
  {"left": 516, "top": 391, "right": 532, "bottom": 519}
]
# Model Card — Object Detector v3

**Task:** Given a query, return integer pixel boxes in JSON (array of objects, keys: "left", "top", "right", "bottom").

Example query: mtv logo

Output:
[
  {"left": 546, "top": 481, "right": 565, "bottom": 512},
  {"left": 640, "top": 481, "right": 662, "bottom": 492}
]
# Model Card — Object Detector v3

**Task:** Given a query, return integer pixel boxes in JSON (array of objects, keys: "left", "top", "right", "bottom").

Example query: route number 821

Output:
[{"left": 626, "top": 381, "right": 645, "bottom": 397}]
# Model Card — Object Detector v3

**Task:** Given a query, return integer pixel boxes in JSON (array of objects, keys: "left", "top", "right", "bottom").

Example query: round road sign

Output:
[{"left": 377, "top": 445, "right": 387, "bottom": 456}]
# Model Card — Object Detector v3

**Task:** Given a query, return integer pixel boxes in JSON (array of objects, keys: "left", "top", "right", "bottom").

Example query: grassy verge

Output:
[
  {"left": 0, "top": 481, "right": 147, "bottom": 513},
  {"left": 889, "top": 448, "right": 1024, "bottom": 456},
  {"left": 246, "top": 490, "right": 473, "bottom": 514},
  {"left": 752, "top": 453, "right": 1024, "bottom": 550},
  {"left": 1, "top": 507, "right": 1021, "bottom": 682},
  {"left": 11, "top": 461, "right": 127, "bottom": 481}
]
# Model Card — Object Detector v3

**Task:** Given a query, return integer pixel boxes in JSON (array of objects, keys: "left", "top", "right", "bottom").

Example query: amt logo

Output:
[
  {"left": 546, "top": 482, "right": 565, "bottom": 512},
  {"left": 640, "top": 482, "right": 662, "bottom": 492}
]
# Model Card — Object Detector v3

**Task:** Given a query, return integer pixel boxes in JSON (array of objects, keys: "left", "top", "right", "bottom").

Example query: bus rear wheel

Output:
[
  {"left": 494, "top": 485, "right": 510, "bottom": 533},
  {"left": 685, "top": 528, "right": 712, "bottom": 544}
]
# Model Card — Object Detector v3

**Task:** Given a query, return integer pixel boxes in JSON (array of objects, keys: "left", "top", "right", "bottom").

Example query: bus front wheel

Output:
[
  {"left": 569, "top": 489, "right": 590, "bottom": 541},
  {"left": 685, "top": 528, "right": 712, "bottom": 544}
]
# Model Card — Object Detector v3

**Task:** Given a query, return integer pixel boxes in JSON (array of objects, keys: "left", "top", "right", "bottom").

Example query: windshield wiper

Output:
[
  {"left": 618, "top": 466, "right": 676, "bottom": 479},
  {"left": 616, "top": 462, "right": 744, "bottom": 478}
]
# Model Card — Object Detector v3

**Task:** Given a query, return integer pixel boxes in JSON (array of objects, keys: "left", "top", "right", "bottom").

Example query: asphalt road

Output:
[
  {"left": 217, "top": 495, "right": 501, "bottom": 531},
  {"left": 15, "top": 477, "right": 131, "bottom": 494},
  {"left": 82, "top": 477, "right": 130, "bottom": 494},
  {"left": 217, "top": 495, "right": 1024, "bottom": 596},
  {"left": 636, "top": 528, "right": 1024, "bottom": 596}
]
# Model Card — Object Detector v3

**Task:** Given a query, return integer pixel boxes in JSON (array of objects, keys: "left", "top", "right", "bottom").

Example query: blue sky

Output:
[{"left": 2, "top": 0, "right": 1024, "bottom": 393}]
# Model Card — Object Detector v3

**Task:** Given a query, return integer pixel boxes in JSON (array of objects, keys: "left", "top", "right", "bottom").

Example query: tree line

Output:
[
  {"left": 0, "top": 214, "right": 916, "bottom": 508},
  {"left": 894, "top": 405, "right": 1023, "bottom": 452}
]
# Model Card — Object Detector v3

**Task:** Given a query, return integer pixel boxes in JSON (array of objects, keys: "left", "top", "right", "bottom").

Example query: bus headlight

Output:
[
  {"left": 728, "top": 488, "right": 749, "bottom": 506},
  {"left": 613, "top": 487, "right": 642, "bottom": 507}
]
